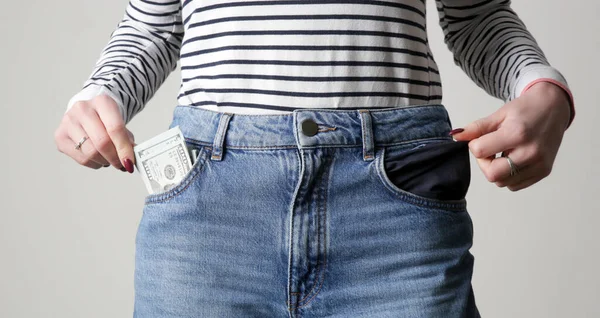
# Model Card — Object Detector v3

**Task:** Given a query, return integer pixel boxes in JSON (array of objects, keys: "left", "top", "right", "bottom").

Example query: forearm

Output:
[
  {"left": 66, "top": 0, "right": 184, "bottom": 124},
  {"left": 436, "top": 0, "right": 574, "bottom": 129}
]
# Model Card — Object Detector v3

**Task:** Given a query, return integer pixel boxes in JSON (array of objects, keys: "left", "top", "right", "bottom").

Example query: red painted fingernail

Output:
[
  {"left": 124, "top": 159, "right": 134, "bottom": 174},
  {"left": 449, "top": 128, "right": 464, "bottom": 135},
  {"left": 120, "top": 167, "right": 127, "bottom": 172}
]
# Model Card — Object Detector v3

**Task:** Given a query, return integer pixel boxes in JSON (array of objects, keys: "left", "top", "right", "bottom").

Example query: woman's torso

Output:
[{"left": 176, "top": 0, "right": 442, "bottom": 114}]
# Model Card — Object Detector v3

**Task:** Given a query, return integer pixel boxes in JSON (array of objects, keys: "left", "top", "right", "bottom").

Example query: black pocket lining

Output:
[{"left": 376, "top": 139, "right": 469, "bottom": 212}]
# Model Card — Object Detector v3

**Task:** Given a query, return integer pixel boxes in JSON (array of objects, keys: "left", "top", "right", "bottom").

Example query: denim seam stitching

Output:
[
  {"left": 144, "top": 146, "right": 210, "bottom": 204},
  {"left": 384, "top": 136, "right": 453, "bottom": 148},
  {"left": 186, "top": 138, "right": 453, "bottom": 151},
  {"left": 287, "top": 144, "right": 304, "bottom": 312},
  {"left": 359, "top": 110, "right": 375, "bottom": 160},
  {"left": 294, "top": 154, "right": 331, "bottom": 309}
]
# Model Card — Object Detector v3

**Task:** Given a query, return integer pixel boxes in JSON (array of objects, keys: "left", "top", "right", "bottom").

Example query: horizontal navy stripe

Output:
[
  {"left": 181, "top": 74, "right": 441, "bottom": 87},
  {"left": 189, "top": 14, "right": 426, "bottom": 31},
  {"left": 183, "top": 0, "right": 426, "bottom": 25},
  {"left": 182, "top": 30, "right": 427, "bottom": 47},
  {"left": 178, "top": 88, "right": 435, "bottom": 100},
  {"left": 180, "top": 45, "right": 429, "bottom": 59},
  {"left": 180, "top": 59, "right": 439, "bottom": 74},
  {"left": 175, "top": 101, "right": 443, "bottom": 112}
]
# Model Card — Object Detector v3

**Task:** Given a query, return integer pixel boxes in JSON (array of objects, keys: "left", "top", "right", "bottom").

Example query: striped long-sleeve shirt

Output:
[{"left": 66, "top": 0, "right": 575, "bottom": 128}]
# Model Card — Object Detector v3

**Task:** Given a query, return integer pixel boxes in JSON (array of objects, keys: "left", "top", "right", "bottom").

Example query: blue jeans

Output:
[{"left": 134, "top": 104, "right": 480, "bottom": 317}]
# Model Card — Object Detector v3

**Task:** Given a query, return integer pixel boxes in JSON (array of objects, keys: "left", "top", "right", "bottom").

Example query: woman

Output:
[{"left": 54, "top": 0, "right": 574, "bottom": 316}]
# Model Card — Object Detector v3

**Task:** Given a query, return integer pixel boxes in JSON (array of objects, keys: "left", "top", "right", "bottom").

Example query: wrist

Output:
[{"left": 522, "top": 80, "right": 574, "bottom": 131}]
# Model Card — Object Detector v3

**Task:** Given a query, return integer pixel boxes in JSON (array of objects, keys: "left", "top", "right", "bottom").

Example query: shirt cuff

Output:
[
  {"left": 513, "top": 65, "right": 575, "bottom": 131},
  {"left": 66, "top": 84, "right": 128, "bottom": 123}
]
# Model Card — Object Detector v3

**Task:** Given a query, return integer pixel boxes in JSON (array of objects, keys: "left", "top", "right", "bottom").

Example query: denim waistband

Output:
[{"left": 169, "top": 104, "right": 454, "bottom": 159}]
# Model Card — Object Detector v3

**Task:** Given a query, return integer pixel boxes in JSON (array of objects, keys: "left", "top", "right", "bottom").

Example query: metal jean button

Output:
[{"left": 301, "top": 119, "right": 318, "bottom": 136}]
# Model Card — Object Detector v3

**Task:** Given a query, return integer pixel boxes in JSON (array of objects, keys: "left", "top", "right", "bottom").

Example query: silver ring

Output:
[
  {"left": 505, "top": 156, "right": 519, "bottom": 176},
  {"left": 74, "top": 136, "right": 88, "bottom": 150}
]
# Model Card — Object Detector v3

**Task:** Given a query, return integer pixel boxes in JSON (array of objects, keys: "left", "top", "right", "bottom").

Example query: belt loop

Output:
[
  {"left": 210, "top": 112, "right": 233, "bottom": 161},
  {"left": 358, "top": 109, "right": 375, "bottom": 162},
  {"left": 441, "top": 105, "right": 453, "bottom": 130}
]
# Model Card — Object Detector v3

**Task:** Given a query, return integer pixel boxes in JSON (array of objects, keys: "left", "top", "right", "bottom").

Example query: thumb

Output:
[
  {"left": 126, "top": 129, "right": 136, "bottom": 147},
  {"left": 94, "top": 95, "right": 136, "bottom": 173},
  {"left": 451, "top": 108, "right": 506, "bottom": 141},
  {"left": 126, "top": 129, "right": 137, "bottom": 162}
]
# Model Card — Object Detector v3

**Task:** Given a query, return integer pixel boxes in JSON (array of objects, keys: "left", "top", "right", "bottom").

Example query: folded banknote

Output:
[{"left": 133, "top": 126, "right": 194, "bottom": 195}]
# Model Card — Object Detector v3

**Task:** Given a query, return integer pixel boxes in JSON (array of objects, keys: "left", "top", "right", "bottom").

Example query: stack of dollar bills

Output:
[{"left": 133, "top": 126, "right": 199, "bottom": 195}]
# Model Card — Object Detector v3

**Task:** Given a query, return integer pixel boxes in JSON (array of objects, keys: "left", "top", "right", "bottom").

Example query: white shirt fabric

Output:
[{"left": 66, "top": 0, "right": 573, "bottom": 125}]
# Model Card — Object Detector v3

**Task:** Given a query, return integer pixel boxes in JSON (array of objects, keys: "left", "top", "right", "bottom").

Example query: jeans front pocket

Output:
[
  {"left": 143, "top": 139, "right": 211, "bottom": 205},
  {"left": 374, "top": 137, "right": 471, "bottom": 212}
]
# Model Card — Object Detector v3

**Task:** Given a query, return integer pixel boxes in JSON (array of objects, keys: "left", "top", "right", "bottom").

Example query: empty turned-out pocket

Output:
[{"left": 377, "top": 138, "right": 471, "bottom": 207}]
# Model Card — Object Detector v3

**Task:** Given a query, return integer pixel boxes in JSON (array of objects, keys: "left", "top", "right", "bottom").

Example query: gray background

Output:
[{"left": 1, "top": 0, "right": 598, "bottom": 317}]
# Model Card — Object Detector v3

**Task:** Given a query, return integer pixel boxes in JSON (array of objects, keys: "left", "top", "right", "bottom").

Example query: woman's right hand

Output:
[{"left": 54, "top": 94, "right": 136, "bottom": 173}]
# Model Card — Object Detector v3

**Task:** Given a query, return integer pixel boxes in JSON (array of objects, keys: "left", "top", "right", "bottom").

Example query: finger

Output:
[
  {"left": 56, "top": 115, "right": 104, "bottom": 169},
  {"left": 67, "top": 120, "right": 110, "bottom": 166},
  {"left": 451, "top": 108, "right": 507, "bottom": 141},
  {"left": 468, "top": 128, "right": 519, "bottom": 159},
  {"left": 474, "top": 154, "right": 496, "bottom": 183},
  {"left": 495, "top": 165, "right": 534, "bottom": 187},
  {"left": 95, "top": 97, "right": 136, "bottom": 173},
  {"left": 491, "top": 145, "right": 540, "bottom": 185},
  {"left": 477, "top": 151, "right": 529, "bottom": 184},
  {"left": 75, "top": 105, "right": 123, "bottom": 169},
  {"left": 507, "top": 176, "right": 540, "bottom": 192},
  {"left": 57, "top": 134, "right": 103, "bottom": 169}
]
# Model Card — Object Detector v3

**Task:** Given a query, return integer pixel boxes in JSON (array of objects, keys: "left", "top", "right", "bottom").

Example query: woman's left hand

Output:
[{"left": 450, "top": 81, "right": 572, "bottom": 191}]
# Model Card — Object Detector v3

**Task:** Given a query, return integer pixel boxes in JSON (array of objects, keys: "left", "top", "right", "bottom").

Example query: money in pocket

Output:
[{"left": 133, "top": 126, "right": 194, "bottom": 195}]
